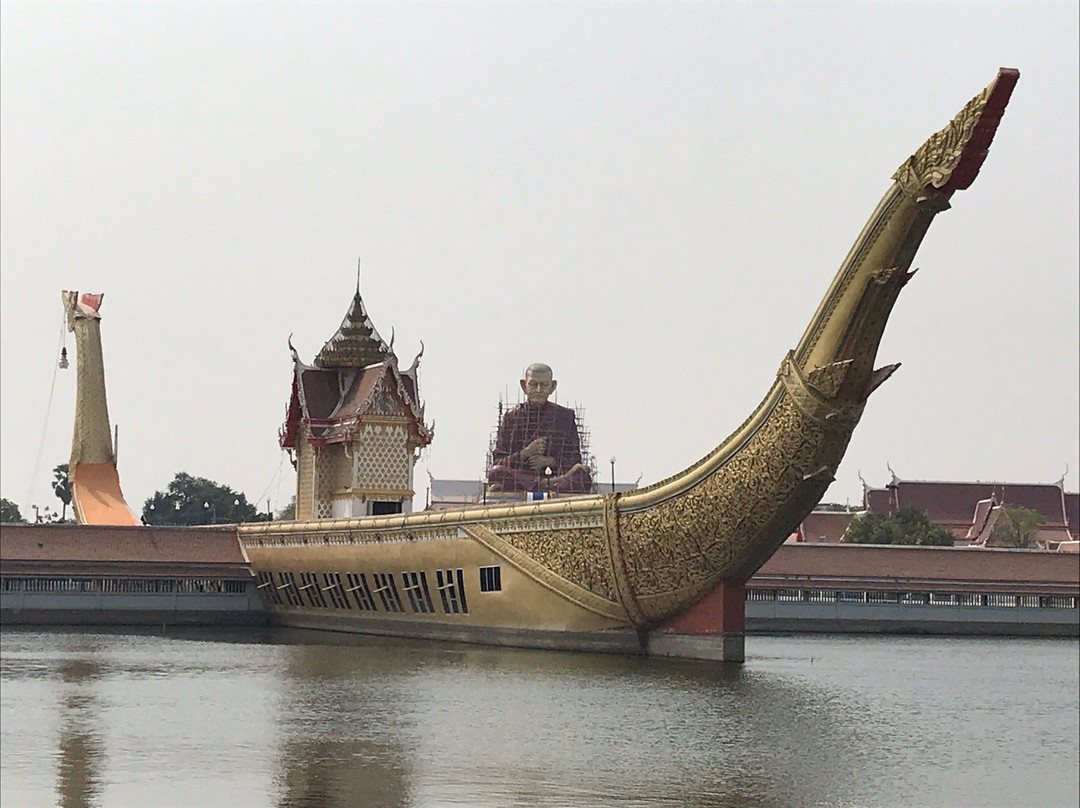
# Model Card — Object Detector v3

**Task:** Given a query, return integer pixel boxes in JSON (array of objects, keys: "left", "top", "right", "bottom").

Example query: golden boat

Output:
[{"left": 73, "top": 70, "right": 1022, "bottom": 662}]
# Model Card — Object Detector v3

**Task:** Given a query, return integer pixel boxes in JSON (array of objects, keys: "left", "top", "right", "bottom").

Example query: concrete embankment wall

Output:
[
  {"left": 1, "top": 523, "right": 266, "bottom": 627},
  {"left": 746, "top": 543, "right": 1080, "bottom": 637}
]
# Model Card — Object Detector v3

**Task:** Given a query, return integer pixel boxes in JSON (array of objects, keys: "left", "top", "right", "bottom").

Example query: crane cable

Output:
[{"left": 25, "top": 314, "right": 68, "bottom": 515}]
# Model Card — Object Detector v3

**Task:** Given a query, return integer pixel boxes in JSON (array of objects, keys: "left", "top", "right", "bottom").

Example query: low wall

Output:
[
  {"left": 746, "top": 543, "right": 1079, "bottom": 636},
  {"left": 745, "top": 601, "right": 1078, "bottom": 637},
  {"left": 1, "top": 523, "right": 266, "bottom": 627}
]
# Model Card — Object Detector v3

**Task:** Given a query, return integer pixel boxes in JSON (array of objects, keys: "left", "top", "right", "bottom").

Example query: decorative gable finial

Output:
[{"left": 406, "top": 341, "right": 425, "bottom": 377}]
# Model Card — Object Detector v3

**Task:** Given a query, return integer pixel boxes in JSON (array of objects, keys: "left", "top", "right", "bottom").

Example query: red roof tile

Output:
[
  {"left": 754, "top": 543, "right": 1080, "bottom": 590},
  {"left": 1, "top": 524, "right": 246, "bottom": 566},
  {"left": 799, "top": 511, "right": 855, "bottom": 542},
  {"left": 1065, "top": 493, "right": 1079, "bottom": 538},
  {"left": 867, "top": 480, "right": 1070, "bottom": 527},
  {"left": 865, "top": 488, "right": 897, "bottom": 514},
  {"left": 299, "top": 367, "right": 340, "bottom": 421}
]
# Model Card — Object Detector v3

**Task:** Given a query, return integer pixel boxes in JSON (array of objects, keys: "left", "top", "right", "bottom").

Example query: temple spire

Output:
[{"left": 313, "top": 283, "right": 394, "bottom": 369}]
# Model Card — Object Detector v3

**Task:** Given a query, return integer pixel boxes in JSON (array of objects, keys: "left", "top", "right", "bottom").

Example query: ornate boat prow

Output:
[
  {"left": 239, "top": 70, "right": 1020, "bottom": 659},
  {"left": 611, "top": 68, "right": 1022, "bottom": 622},
  {"left": 63, "top": 290, "right": 141, "bottom": 526}
]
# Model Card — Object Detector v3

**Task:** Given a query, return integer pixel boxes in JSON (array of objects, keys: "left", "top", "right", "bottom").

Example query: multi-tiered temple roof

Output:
[
  {"left": 313, "top": 291, "right": 392, "bottom": 369},
  {"left": 280, "top": 288, "right": 432, "bottom": 452}
]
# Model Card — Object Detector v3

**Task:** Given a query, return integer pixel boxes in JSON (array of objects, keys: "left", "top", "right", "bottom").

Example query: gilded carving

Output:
[
  {"left": 892, "top": 72, "right": 1009, "bottom": 200},
  {"left": 805, "top": 359, "right": 852, "bottom": 399},
  {"left": 614, "top": 386, "right": 838, "bottom": 621},
  {"left": 487, "top": 525, "right": 615, "bottom": 601},
  {"left": 463, "top": 524, "right": 623, "bottom": 619}
]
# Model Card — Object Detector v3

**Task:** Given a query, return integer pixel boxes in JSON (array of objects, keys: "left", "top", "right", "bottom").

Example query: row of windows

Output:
[
  {"left": 257, "top": 566, "right": 503, "bottom": 614},
  {"left": 747, "top": 588, "right": 1078, "bottom": 609},
  {"left": 0, "top": 577, "right": 250, "bottom": 594}
]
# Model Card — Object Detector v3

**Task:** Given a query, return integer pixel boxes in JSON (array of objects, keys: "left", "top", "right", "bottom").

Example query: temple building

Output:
[
  {"left": 783, "top": 473, "right": 1078, "bottom": 548},
  {"left": 279, "top": 286, "right": 432, "bottom": 520},
  {"left": 863, "top": 472, "right": 1078, "bottom": 547}
]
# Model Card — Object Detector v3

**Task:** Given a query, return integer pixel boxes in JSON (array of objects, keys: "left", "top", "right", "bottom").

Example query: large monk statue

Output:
[{"left": 487, "top": 363, "right": 593, "bottom": 495}]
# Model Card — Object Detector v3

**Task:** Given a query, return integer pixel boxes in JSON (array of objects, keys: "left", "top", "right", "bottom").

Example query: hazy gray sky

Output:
[{"left": 2, "top": 1, "right": 1077, "bottom": 519}]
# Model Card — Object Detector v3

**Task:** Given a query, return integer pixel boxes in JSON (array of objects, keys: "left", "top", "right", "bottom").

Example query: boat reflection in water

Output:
[
  {"left": 5, "top": 628, "right": 1076, "bottom": 808},
  {"left": 270, "top": 634, "right": 862, "bottom": 808}
]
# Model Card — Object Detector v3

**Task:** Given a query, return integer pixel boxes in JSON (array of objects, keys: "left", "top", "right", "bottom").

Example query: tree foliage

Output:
[
  {"left": 987, "top": 505, "right": 1046, "bottom": 549},
  {"left": 842, "top": 507, "right": 955, "bottom": 546},
  {"left": 52, "top": 463, "right": 72, "bottom": 521},
  {"left": 1, "top": 498, "right": 25, "bottom": 524},
  {"left": 142, "top": 472, "right": 269, "bottom": 526}
]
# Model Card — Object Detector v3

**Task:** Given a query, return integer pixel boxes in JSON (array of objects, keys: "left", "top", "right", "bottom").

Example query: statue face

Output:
[{"left": 521, "top": 368, "right": 556, "bottom": 405}]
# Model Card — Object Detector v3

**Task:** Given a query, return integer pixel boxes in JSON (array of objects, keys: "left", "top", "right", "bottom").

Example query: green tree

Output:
[
  {"left": 987, "top": 505, "right": 1045, "bottom": 549},
  {"left": 1, "top": 498, "right": 25, "bottom": 523},
  {"left": 142, "top": 472, "right": 268, "bottom": 526},
  {"left": 52, "top": 463, "right": 72, "bottom": 521},
  {"left": 842, "top": 507, "right": 954, "bottom": 546}
]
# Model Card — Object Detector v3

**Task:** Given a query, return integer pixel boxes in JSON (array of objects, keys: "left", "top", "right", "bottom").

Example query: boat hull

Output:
[{"left": 243, "top": 526, "right": 749, "bottom": 658}]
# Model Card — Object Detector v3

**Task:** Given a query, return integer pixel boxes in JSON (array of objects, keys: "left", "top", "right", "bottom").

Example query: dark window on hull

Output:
[
  {"left": 299, "top": 572, "right": 327, "bottom": 607},
  {"left": 257, "top": 571, "right": 281, "bottom": 605},
  {"left": 401, "top": 571, "right": 435, "bottom": 613},
  {"left": 278, "top": 572, "right": 304, "bottom": 607},
  {"left": 320, "top": 572, "right": 349, "bottom": 609},
  {"left": 479, "top": 566, "right": 501, "bottom": 592},
  {"left": 371, "top": 572, "right": 404, "bottom": 612},
  {"left": 436, "top": 569, "right": 469, "bottom": 614},
  {"left": 344, "top": 573, "right": 377, "bottom": 610}
]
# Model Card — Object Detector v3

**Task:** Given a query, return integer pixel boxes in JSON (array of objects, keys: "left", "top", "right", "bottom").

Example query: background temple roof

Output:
[{"left": 864, "top": 478, "right": 1075, "bottom": 532}]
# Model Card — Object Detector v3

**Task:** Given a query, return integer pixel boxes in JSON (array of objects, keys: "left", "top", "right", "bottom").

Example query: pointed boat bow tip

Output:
[{"left": 894, "top": 67, "right": 1019, "bottom": 201}]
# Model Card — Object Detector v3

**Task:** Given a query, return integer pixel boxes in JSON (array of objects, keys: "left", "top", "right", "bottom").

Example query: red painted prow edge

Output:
[{"left": 938, "top": 67, "right": 1020, "bottom": 197}]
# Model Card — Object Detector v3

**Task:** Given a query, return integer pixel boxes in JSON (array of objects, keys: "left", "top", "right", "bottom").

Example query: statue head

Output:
[{"left": 520, "top": 362, "right": 557, "bottom": 406}]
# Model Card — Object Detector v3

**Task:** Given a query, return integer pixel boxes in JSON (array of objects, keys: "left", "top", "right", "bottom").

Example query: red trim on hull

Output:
[{"left": 656, "top": 579, "right": 745, "bottom": 636}]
